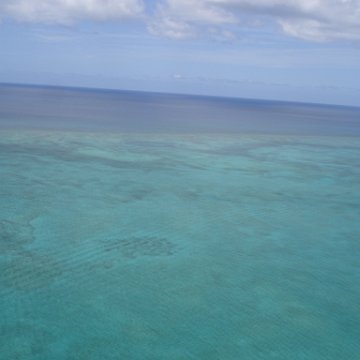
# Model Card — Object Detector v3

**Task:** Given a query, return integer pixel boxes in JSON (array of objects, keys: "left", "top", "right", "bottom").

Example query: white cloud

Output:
[
  {"left": 157, "top": 0, "right": 236, "bottom": 24},
  {"left": 0, "top": 0, "right": 359, "bottom": 42},
  {"left": 220, "top": 0, "right": 360, "bottom": 41},
  {"left": 152, "top": 0, "right": 360, "bottom": 41},
  {"left": 148, "top": 0, "right": 237, "bottom": 39},
  {"left": 0, "top": 0, "right": 144, "bottom": 24},
  {"left": 149, "top": 16, "right": 195, "bottom": 39}
]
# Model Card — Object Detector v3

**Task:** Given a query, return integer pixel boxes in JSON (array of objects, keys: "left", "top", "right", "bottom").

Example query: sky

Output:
[{"left": 0, "top": 0, "right": 359, "bottom": 106}]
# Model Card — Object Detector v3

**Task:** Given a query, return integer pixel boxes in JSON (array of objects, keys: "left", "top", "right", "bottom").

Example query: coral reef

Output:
[{"left": 103, "top": 236, "right": 176, "bottom": 259}]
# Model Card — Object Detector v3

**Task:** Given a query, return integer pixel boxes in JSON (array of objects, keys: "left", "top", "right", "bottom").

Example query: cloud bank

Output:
[
  {"left": 1, "top": 0, "right": 360, "bottom": 41},
  {"left": 0, "top": 0, "right": 144, "bottom": 24},
  {"left": 151, "top": 0, "right": 360, "bottom": 41}
]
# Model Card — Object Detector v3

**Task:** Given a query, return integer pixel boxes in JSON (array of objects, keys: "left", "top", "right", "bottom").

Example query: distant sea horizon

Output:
[
  {"left": 1, "top": 81, "right": 359, "bottom": 110},
  {"left": 1, "top": 82, "right": 359, "bottom": 136}
]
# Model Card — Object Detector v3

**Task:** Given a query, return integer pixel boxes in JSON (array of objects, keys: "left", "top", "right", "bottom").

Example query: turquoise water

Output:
[{"left": 1, "top": 86, "right": 360, "bottom": 359}]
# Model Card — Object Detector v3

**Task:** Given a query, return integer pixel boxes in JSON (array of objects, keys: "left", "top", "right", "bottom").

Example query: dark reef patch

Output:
[
  {"left": 103, "top": 236, "right": 176, "bottom": 259},
  {"left": 0, "top": 251, "right": 63, "bottom": 292},
  {"left": 0, "top": 219, "right": 34, "bottom": 252}
]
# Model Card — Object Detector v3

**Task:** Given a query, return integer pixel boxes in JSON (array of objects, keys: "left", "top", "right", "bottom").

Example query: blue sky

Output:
[{"left": 0, "top": 0, "right": 359, "bottom": 106}]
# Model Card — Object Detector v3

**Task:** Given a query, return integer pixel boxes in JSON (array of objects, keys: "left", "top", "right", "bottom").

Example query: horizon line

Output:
[{"left": 0, "top": 81, "right": 359, "bottom": 110}]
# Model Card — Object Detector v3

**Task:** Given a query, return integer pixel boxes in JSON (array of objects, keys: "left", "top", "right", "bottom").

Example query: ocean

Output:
[{"left": 1, "top": 84, "right": 359, "bottom": 359}]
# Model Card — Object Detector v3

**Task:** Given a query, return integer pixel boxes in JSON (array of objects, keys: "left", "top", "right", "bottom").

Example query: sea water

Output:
[{"left": 0, "top": 84, "right": 359, "bottom": 359}]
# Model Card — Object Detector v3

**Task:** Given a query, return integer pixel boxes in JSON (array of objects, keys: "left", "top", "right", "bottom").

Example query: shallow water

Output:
[{"left": 0, "top": 86, "right": 360, "bottom": 359}]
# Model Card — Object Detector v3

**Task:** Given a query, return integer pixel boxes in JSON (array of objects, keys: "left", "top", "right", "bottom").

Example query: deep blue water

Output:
[
  {"left": 0, "top": 84, "right": 359, "bottom": 359},
  {"left": 1, "top": 83, "right": 360, "bottom": 135}
]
